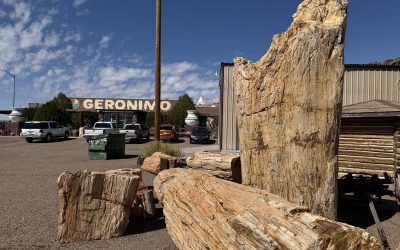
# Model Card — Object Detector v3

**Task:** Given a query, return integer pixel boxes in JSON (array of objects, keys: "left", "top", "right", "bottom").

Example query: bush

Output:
[{"left": 144, "top": 141, "right": 182, "bottom": 157}]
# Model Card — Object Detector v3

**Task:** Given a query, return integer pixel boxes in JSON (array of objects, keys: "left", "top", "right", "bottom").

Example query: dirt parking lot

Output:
[
  {"left": 0, "top": 136, "right": 210, "bottom": 249},
  {"left": 0, "top": 136, "right": 399, "bottom": 249}
]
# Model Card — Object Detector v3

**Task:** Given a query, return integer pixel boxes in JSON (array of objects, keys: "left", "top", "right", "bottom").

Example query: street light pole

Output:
[
  {"left": 154, "top": 0, "right": 161, "bottom": 141},
  {"left": 0, "top": 68, "right": 16, "bottom": 107}
]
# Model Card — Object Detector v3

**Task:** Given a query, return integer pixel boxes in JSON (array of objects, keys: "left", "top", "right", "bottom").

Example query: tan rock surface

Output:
[
  {"left": 154, "top": 169, "right": 380, "bottom": 250},
  {"left": 57, "top": 170, "right": 140, "bottom": 243},
  {"left": 141, "top": 152, "right": 176, "bottom": 175},
  {"left": 186, "top": 152, "right": 241, "bottom": 182},
  {"left": 233, "top": 0, "right": 348, "bottom": 219}
]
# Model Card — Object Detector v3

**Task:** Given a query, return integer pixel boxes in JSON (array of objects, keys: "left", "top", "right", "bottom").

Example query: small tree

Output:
[
  {"left": 167, "top": 94, "right": 196, "bottom": 128},
  {"left": 33, "top": 92, "right": 72, "bottom": 126},
  {"left": 146, "top": 112, "right": 154, "bottom": 128},
  {"left": 21, "top": 107, "right": 37, "bottom": 121}
]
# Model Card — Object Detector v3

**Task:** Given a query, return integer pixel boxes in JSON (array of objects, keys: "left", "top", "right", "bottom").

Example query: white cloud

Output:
[
  {"left": 73, "top": 0, "right": 88, "bottom": 8},
  {"left": 19, "top": 16, "right": 52, "bottom": 49},
  {"left": 162, "top": 61, "right": 198, "bottom": 76},
  {"left": 64, "top": 32, "right": 81, "bottom": 42},
  {"left": 32, "top": 68, "right": 71, "bottom": 97},
  {"left": 9, "top": 1, "right": 31, "bottom": 24},
  {"left": 99, "top": 34, "right": 112, "bottom": 48},
  {"left": 99, "top": 67, "right": 152, "bottom": 86},
  {"left": 44, "top": 33, "right": 60, "bottom": 47}
]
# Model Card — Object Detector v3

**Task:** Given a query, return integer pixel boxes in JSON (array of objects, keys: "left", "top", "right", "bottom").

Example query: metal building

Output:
[{"left": 219, "top": 63, "right": 400, "bottom": 151}]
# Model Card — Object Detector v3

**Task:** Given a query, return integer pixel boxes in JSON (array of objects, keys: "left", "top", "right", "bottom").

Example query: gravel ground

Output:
[{"left": 0, "top": 136, "right": 399, "bottom": 249}]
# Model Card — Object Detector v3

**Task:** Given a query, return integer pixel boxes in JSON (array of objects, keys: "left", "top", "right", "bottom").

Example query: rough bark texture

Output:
[
  {"left": 233, "top": 0, "right": 347, "bottom": 219},
  {"left": 141, "top": 152, "right": 177, "bottom": 175},
  {"left": 57, "top": 170, "right": 140, "bottom": 243},
  {"left": 186, "top": 152, "right": 242, "bottom": 183},
  {"left": 154, "top": 169, "right": 380, "bottom": 250}
]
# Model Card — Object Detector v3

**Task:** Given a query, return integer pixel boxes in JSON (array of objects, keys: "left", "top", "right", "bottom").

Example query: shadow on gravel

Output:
[
  {"left": 123, "top": 154, "right": 139, "bottom": 159},
  {"left": 338, "top": 195, "right": 398, "bottom": 228},
  {"left": 126, "top": 210, "right": 167, "bottom": 235},
  {"left": 29, "top": 137, "right": 77, "bottom": 143}
]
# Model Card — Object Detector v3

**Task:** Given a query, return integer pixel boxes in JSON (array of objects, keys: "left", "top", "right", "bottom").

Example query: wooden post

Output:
[
  {"left": 394, "top": 131, "right": 400, "bottom": 200},
  {"left": 154, "top": 0, "right": 161, "bottom": 141}
]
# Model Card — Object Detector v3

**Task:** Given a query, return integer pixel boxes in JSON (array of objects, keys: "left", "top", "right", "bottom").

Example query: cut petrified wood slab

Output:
[
  {"left": 154, "top": 169, "right": 380, "bottom": 250},
  {"left": 57, "top": 170, "right": 140, "bottom": 243},
  {"left": 141, "top": 152, "right": 177, "bottom": 175},
  {"left": 233, "top": 0, "right": 348, "bottom": 219},
  {"left": 186, "top": 152, "right": 241, "bottom": 183}
]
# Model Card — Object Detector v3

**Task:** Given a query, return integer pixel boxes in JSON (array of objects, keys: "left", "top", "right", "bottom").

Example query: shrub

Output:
[{"left": 144, "top": 141, "right": 182, "bottom": 157}]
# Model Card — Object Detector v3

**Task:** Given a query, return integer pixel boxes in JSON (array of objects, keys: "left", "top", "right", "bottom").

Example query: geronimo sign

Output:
[{"left": 70, "top": 98, "right": 177, "bottom": 112}]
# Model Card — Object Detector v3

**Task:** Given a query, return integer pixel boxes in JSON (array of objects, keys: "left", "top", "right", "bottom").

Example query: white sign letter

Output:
[
  {"left": 83, "top": 99, "right": 93, "bottom": 109},
  {"left": 161, "top": 101, "right": 171, "bottom": 111}
]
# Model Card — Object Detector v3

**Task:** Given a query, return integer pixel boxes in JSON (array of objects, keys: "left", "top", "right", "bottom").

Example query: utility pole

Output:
[
  {"left": 154, "top": 0, "right": 161, "bottom": 141},
  {"left": 0, "top": 68, "right": 16, "bottom": 107}
]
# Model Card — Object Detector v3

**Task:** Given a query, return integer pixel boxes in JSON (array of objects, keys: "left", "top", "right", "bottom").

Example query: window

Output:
[
  {"left": 22, "top": 122, "right": 48, "bottom": 129},
  {"left": 125, "top": 124, "right": 139, "bottom": 130}
]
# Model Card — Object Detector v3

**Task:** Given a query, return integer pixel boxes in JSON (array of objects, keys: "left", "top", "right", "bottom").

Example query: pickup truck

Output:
[
  {"left": 119, "top": 123, "right": 150, "bottom": 143},
  {"left": 83, "top": 122, "right": 119, "bottom": 142}
]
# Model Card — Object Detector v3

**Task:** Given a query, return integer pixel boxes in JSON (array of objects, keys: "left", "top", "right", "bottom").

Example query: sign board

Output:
[{"left": 70, "top": 98, "right": 177, "bottom": 112}]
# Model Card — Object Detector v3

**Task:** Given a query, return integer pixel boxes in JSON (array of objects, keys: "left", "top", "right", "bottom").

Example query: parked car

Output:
[
  {"left": 160, "top": 124, "right": 178, "bottom": 142},
  {"left": 20, "top": 121, "right": 69, "bottom": 143},
  {"left": 83, "top": 122, "right": 119, "bottom": 142},
  {"left": 190, "top": 126, "right": 210, "bottom": 144},
  {"left": 120, "top": 123, "right": 150, "bottom": 143}
]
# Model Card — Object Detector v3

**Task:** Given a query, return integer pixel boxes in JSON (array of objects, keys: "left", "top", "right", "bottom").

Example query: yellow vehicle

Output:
[{"left": 160, "top": 124, "right": 178, "bottom": 142}]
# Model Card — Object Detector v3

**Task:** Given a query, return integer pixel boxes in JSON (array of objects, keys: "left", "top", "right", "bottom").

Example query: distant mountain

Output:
[{"left": 369, "top": 57, "right": 400, "bottom": 66}]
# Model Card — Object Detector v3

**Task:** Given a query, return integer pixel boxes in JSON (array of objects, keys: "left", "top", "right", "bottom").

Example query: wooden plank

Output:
[
  {"left": 339, "top": 138, "right": 393, "bottom": 145},
  {"left": 339, "top": 150, "right": 393, "bottom": 158},
  {"left": 339, "top": 134, "right": 393, "bottom": 140},
  {"left": 338, "top": 167, "right": 395, "bottom": 177},
  {"left": 339, "top": 155, "right": 393, "bottom": 165},
  {"left": 339, "top": 161, "right": 393, "bottom": 171},
  {"left": 339, "top": 145, "right": 393, "bottom": 153}
]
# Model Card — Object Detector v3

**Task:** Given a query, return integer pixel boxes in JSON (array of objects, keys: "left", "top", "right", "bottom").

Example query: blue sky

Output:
[{"left": 0, "top": 0, "right": 399, "bottom": 109}]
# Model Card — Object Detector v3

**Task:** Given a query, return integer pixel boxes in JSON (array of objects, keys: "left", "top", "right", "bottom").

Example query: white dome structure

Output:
[
  {"left": 196, "top": 97, "right": 205, "bottom": 106},
  {"left": 9, "top": 108, "right": 24, "bottom": 122}
]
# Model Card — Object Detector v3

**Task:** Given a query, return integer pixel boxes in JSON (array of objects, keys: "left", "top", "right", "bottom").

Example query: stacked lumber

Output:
[{"left": 338, "top": 134, "right": 394, "bottom": 177}]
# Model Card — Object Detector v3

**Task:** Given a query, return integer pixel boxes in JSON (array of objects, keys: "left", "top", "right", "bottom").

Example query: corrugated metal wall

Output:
[
  {"left": 220, "top": 64, "right": 400, "bottom": 151},
  {"left": 343, "top": 66, "right": 400, "bottom": 106},
  {"left": 220, "top": 65, "right": 239, "bottom": 151}
]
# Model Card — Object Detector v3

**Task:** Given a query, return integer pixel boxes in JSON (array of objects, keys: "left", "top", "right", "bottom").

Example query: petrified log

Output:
[
  {"left": 57, "top": 170, "right": 140, "bottom": 243},
  {"left": 154, "top": 169, "right": 380, "bottom": 250},
  {"left": 141, "top": 152, "right": 177, "bottom": 175},
  {"left": 233, "top": 0, "right": 348, "bottom": 219},
  {"left": 186, "top": 152, "right": 241, "bottom": 183}
]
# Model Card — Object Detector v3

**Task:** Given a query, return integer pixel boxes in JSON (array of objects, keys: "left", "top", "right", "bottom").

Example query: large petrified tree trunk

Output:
[
  {"left": 233, "top": 0, "right": 348, "bottom": 219},
  {"left": 154, "top": 169, "right": 380, "bottom": 250}
]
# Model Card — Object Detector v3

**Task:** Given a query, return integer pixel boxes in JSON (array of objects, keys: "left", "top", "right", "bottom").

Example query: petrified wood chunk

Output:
[
  {"left": 57, "top": 170, "right": 140, "bottom": 243},
  {"left": 233, "top": 0, "right": 348, "bottom": 219},
  {"left": 154, "top": 169, "right": 380, "bottom": 250},
  {"left": 186, "top": 152, "right": 241, "bottom": 183},
  {"left": 141, "top": 152, "right": 177, "bottom": 175}
]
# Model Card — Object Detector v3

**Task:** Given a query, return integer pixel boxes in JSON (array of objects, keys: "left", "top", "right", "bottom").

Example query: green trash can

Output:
[{"left": 88, "top": 133, "right": 125, "bottom": 160}]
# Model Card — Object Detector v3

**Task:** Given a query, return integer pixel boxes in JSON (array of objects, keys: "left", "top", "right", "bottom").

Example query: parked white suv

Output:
[{"left": 20, "top": 121, "right": 69, "bottom": 143}]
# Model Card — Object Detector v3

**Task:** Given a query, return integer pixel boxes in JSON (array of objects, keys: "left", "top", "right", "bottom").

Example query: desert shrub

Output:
[{"left": 144, "top": 141, "right": 182, "bottom": 157}]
